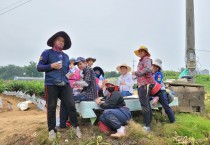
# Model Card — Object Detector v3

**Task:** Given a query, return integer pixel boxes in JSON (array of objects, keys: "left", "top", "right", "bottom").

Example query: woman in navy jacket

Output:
[{"left": 37, "top": 31, "right": 81, "bottom": 140}]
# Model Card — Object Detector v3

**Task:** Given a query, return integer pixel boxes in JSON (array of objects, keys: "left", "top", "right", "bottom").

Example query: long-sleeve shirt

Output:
[
  {"left": 68, "top": 67, "right": 80, "bottom": 88},
  {"left": 80, "top": 66, "right": 97, "bottom": 100},
  {"left": 100, "top": 91, "right": 126, "bottom": 109},
  {"left": 135, "top": 56, "right": 156, "bottom": 87},
  {"left": 37, "top": 49, "right": 70, "bottom": 85},
  {"left": 118, "top": 73, "right": 134, "bottom": 94}
]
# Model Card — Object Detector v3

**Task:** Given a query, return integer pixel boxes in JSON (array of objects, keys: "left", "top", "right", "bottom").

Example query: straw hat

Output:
[
  {"left": 86, "top": 57, "right": 96, "bottom": 62},
  {"left": 134, "top": 45, "right": 151, "bottom": 57},
  {"left": 116, "top": 63, "right": 132, "bottom": 72},
  {"left": 152, "top": 58, "right": 162, "bottom": 69}
]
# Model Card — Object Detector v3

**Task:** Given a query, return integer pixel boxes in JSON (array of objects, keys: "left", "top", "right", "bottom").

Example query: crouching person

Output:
[{"left": 95, "top": 83, "right": 131, "bottom": 138}]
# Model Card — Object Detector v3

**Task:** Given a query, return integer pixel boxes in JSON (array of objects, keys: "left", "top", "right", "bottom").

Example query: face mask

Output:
[
  {"left": 107, "top": 87, "right": 115, "bottom": 93},
  {"left": 95, "top": 74, "right": 100, "bottom": 78}
]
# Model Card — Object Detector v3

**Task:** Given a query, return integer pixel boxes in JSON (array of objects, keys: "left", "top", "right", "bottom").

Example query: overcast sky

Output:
[{"left": 0, "top": 0, "right": 209, "bottom": 72}]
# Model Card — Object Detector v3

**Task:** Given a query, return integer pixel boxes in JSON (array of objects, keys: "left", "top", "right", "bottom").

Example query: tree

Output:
[
  {"left": 0, "top": 61, "right": 43, "bottom": 80},
  {"left": 24, "top": 61, "right": 43, "bottom": 77},
  {"left": 104, "top": 71, "right": 120, "bottom": 78},
  {"left": 0, "top": 65, "right": 25, "bottom": 80}
]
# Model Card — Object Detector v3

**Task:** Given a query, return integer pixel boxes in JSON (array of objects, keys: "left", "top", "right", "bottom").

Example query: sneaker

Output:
[
  {"left": 143, "top": 126, "right": 151, "bottom": 132},
  {"left": 74, "top": 126, "right": 82, "bottom": 138},
  {"left": 152, "top": 96, "right": 159, "bottom": 106},
  {"left": 98, "top": 121, "right": 112, "bottom": 134},
  {"left": 110, "top": 132, "right": 126, "bottom": 138},
  {"left": 48, "top": 130, "right": 56, "bottom": 141}
]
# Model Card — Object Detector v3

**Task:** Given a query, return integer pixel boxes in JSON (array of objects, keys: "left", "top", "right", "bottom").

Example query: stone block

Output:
[
  {"left": 178, "top": 99, "right": 190, "bottom": 106},
  {"left": 190, "top": 100, "right": 205, "bottom": 106},
  {"left": 178, "top": 106, "right": 193, "bottom": 112}
]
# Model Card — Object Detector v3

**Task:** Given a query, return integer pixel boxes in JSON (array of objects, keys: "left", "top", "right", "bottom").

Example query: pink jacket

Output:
[
  {"left": 135, "top": 56, "right": 156, "bottom": 88},
  {"left": 68, "top": 68, "right": 80, "bottom": 88}
]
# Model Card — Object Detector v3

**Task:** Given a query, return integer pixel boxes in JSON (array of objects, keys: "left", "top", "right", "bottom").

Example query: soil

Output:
[{"left": 0, "top": 94, "right": 46, "bottom": 145}]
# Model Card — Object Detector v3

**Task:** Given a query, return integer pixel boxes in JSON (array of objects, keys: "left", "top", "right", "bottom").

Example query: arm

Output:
[
  {"left": 83, "top": 68, "right": 93, "bottom": 87},
  {"left": 118, "top": 76, "right": 121, "bottom": 86},
  {"left": 135, "top": 59, "right": 152, "bottom": 77},
  {"left": 37, "top": 50, "right": 52, "bottom": 72},
  {"left": 125, "top": 74, "right": 134, "bottom": 87},
  {"left": 70, "top": 69, "right": 81, "bottom": 81}
]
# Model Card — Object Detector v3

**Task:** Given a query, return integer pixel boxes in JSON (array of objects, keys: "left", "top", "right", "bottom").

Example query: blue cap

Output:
[{"left": 74, "top": 57, "right": 86, "bottom": 65}]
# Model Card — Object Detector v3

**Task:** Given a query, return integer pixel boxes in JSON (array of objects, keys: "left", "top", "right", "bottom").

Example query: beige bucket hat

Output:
[
  {"left": 116, "top": 63, "right": 132, "bottom": 72},
  {"left": 134, "top": 45, "right": 151, "bottom": 57}
]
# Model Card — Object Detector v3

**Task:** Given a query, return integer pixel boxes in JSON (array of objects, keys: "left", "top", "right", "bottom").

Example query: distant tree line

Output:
[
  {"left": 104, "top": 71, "right": 121, "bottom": 78},
  {"left": 0, "top": 61, "right": 43, "bottom": 80}
]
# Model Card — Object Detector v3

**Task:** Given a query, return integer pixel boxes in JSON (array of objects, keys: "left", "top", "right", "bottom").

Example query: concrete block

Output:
[
  {"left": 184, "top": 94, "right": 201, "bottom": 100},
  {"left": 178, "top": 99, "right": 190, "bottom": 106},
  {"left": 178, "top": 106, "right": 193, "bottom": 112},
  {"left": 174, "top": 93, "right": 184, "bottom": 99},
  {"left": 190, "top": 100, "right": 205, "bottom": 106}
]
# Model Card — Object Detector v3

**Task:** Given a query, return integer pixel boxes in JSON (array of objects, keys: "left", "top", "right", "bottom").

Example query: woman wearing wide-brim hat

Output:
[
  {"left": 131, "top": 45, "right": 157, "bottom": 132},
  {"left": 37, "top": 31, "right": 81, "bottom": 140},
  {"left": 116, "top": 63, "right": 134, "bottom": 97},
  {"left": 93, "top": 66, "right": 105, "bottom": 97},
  {"left": 86, "top": 57, "right": 96, "bottom": 68}
]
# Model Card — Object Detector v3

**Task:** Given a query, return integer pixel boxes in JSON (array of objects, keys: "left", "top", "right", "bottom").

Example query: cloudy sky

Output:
[{"left": 0, "top": 0, "right": 209, "bottom": 72}]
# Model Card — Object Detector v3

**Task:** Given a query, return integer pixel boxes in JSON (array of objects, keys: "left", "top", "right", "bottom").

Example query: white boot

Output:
[
  {"left": 48, "top": 130, "right": 56, "bottom": 141},
  {"left": 74, "top": 126, "right": 82, "bottom": 139}
]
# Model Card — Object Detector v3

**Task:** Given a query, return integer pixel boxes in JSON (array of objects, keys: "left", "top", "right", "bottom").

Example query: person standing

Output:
[
  {"left": 132, "top": 45, "right": 156, "bottom": 132},
  {"left": 37, "top": 31, "right": 81, "bottom": 140}
]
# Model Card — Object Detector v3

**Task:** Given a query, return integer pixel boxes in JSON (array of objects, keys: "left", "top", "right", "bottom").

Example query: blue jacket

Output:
[
  {"left": 153, "top": 70, "right": 165, "bottom": 90},
  {"left": 37, "top": 49, "right": 70, "bottom": 85}
]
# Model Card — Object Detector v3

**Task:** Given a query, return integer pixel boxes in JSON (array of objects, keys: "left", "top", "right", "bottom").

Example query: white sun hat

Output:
[{"left": 152, "top": 58, "right": 162, "bottom": 69}]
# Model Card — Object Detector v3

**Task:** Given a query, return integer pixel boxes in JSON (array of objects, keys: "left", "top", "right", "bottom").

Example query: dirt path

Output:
[{"left": 0, "top": 94, "right": 47, "bottom": 145}]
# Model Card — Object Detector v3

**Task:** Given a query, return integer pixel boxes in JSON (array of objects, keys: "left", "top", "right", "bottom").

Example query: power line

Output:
[
  {"left": 195, "top": 49, "right": 210, "bottom": 52},
  {"left": 0, "top": 0, "right": 26, "bottom": 12},
  {"left": 0, "top": 0, "right": 32, "bottom": 16}
]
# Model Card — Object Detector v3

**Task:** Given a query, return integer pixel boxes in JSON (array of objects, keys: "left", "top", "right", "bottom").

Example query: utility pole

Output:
[
  {"left": 132, "top": 60, "right": 135, "bottom": 71},
  {"left": 186, "top": 0, "right": 196, "bottom": 82}
]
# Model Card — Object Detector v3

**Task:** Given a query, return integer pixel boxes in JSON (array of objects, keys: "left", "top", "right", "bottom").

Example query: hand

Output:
[
  {"left": 51, "top": 62, "right": 62, "bottom": 70},
  {"left": 69, "top": 73, "right": 74, "bottom": 77},
  {"left": 131, "top": 71, "right": 136, "bottom": 76},
  {"left": 95, "top": 97, "right": 101, "bottom": 105},
  {"left": 121, "top": 82, "right": 126, "bottom": 85}
]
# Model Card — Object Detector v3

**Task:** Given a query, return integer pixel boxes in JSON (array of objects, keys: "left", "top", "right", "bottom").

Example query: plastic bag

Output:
[
  {"left": 75, "top": 81, "right": 88, "bottom": 87},
  {"left": 17, "top": 100, "right": 32, "bottom": 111},
  {"left": 0, "top": 97, "right": 3, "bottom": 108}
]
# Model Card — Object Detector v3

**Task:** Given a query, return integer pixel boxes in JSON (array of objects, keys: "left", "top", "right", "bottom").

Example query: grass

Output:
[
  {"left": 162, "top": 113, "right": 210, "bottom": 139},
  {"left": 31, "top": 95, "right": 210, "bottom": 145},
  {"left": 33, "top": 110, "right": 210, "bottom": 145}
]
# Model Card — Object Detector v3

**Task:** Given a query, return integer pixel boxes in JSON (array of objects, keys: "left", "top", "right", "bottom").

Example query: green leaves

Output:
[{"left": 0, "top": 80, "right": 45, "bottom": 98}]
